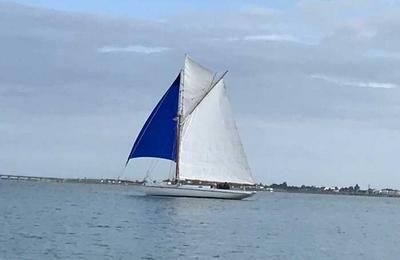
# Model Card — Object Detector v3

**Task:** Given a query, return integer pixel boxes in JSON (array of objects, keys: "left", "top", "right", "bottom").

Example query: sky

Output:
[{"left": 1, "top": 0, "right": 400, "bottom": 188}]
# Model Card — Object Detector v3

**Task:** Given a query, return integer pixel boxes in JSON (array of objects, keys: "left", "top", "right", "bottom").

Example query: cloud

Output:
[
  {"left": 243, "top": 34, "right": 301, "bottom": 43},
  {"left": 214, "top": 34, "right": 314, "bottom": 45},
  {"left": 310, "top": 74, "right": 398, "bottom": 89},
  {"left": 97, "top": 45, "right": 170, "bottom": 54}
]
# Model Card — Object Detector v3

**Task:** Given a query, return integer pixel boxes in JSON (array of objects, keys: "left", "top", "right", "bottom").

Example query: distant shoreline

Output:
[
  {"left": 2, "top": 174, "right": 399, "bottom": 198},
  {"left": 271, "top": 189, "right": 400, "bottom": 198},
  {"left": 263, "top": 182, "right": 400, "bottom": 198},
  {"left": 0, "top": 174, "right": 142, "bottom": 186}
]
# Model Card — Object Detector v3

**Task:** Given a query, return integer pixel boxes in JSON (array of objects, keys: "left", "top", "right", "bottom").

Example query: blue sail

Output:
[{"left": 126, "top": 75, "right": 180, "bottom": 164}]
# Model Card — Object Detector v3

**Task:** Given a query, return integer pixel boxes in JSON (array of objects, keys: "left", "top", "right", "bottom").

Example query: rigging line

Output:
[
  {"left": 117, "top": 164, "right": 127, "bottom": 181},
  {"left": 183, "top": 70, "right": 228, "bottom": 120},
  {"left": 146, "top": 159, "right": 158, "bottom": 175},
  {"left": 134, "top": 105, "right": 179, "bottom": 182},
  {"left": 144, "top": 159, "right": 158, "bottom": 182},
  {"left": 168, "top": 161, "right": 174, "bottom": 180}
]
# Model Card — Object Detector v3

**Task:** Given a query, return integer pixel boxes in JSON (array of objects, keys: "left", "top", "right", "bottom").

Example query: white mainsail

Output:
[{"left": 178, "top": 58, "right": 254, "bottom": 185}]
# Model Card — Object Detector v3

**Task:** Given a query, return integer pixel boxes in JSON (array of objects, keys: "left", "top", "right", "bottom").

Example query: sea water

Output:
[{"left": 1, "top": 180, "right": 399, "bottom": 259}]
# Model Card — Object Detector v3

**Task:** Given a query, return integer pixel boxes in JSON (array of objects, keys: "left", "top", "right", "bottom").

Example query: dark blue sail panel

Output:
[{"left": 126, "top": 75, "right": 180, "bottom": 164}]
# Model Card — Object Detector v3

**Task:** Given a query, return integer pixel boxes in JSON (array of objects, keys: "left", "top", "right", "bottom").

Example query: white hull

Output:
[{"left": 144, "top": 184, "right": 255, "bottom": 200}]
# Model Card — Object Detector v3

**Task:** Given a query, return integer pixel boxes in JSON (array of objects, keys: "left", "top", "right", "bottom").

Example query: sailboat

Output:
[{"left": 126, "top": 55, "right": 256, "bottom": 200}]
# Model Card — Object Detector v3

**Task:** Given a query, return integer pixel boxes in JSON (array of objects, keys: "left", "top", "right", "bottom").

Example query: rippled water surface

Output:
[{"left": 1, "top": 180, "right": 400, "bottom": 259}]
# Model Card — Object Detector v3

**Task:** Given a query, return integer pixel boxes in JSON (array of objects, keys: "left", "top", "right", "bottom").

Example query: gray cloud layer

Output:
[{"left": 1, "top": 1, "right": 400, "bottom": 188}]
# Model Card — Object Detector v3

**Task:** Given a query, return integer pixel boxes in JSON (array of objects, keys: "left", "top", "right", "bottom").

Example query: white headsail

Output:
[{"left": 178, "top": 61, "right": 254, "bottom": 184}]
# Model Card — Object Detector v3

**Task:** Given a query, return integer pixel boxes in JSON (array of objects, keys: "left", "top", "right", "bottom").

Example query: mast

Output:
[{"left": 175, "top": 68, "right": 184, "bottom": 182}]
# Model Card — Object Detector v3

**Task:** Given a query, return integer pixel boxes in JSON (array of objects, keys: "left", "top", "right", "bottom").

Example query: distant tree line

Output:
[{"left": 262, "top": 182, "right": 362, "bottom": 193}]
